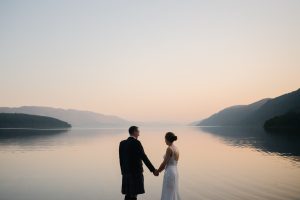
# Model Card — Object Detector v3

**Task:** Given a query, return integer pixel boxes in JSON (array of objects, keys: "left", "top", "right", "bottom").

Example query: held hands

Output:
[{"left": 153, "top": 169, "right": 159, "bottom": 176}]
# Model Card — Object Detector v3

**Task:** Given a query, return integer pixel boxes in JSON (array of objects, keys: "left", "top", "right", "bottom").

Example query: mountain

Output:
[
  {"left": 241, "top": 88, "right": 300, "bottom": 125},
  {"left": 264, "top": 112, "right": 300, "bottom": 131},
  {"left": 0, "top": 106, "right": 131, "bottom": 128},
  {"left": 198, "top": 98, "right": 270, "bottom": 126},
  {"left": 197, "top": 88, "right": 300, "bottom": 126},
  {"left": 189, "top": 120, "right": 202, "bottom": 126},
  {"left": 0, "top": 113, "right": 71, "bottom": 129}
]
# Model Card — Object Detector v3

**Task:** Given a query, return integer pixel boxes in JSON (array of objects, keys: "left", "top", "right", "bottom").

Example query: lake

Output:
[{"left": 0, "top": 126, "right": 300, "bottom": 200}]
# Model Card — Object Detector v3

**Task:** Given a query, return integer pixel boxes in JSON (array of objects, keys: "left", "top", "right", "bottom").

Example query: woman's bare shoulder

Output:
[{"left": 166, "top": 146, "right": 173, "bottom": 155}]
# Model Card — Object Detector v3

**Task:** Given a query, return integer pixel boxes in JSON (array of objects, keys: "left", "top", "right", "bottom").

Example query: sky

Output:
[{"left": 0, "top": 0, "right": 300, "bottom": 124}]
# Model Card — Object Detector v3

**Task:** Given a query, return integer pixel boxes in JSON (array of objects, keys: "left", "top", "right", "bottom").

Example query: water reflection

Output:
[
  {"left": 0, "top": 129, "right": 68, "bottom": 146},
  {"left": 198, "top": 126, "right": 300, "bottom": 157},
  {"left": 0, "top": 128, "right": 125, "bottom": 151}
]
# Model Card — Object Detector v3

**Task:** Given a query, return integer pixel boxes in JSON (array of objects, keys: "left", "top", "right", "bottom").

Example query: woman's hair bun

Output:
[
  {"left": 165, "top": 132, "right": 178, "bottom": 142},
  {"left": 173, "top": 135, "right": 178, "bottom": 141}
]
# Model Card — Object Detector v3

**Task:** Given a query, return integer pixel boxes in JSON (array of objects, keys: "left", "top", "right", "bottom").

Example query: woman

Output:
[{"left": 158, "top": 132, "right": 181, "bottom": 200}]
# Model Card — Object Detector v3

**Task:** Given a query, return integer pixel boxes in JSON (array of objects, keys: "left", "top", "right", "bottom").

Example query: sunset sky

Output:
[{"left": 1, "top": 0, "right": 300, "bottom": 123}]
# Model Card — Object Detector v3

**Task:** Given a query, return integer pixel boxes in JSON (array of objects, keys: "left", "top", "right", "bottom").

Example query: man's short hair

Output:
[{"left": 128, "top": 126, "right": 138, "bottom": 135}]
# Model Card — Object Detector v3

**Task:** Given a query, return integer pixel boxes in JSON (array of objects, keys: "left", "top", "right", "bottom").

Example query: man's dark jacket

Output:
[{"left": 119, "top": 136, "right": 155, "bottom": 175}]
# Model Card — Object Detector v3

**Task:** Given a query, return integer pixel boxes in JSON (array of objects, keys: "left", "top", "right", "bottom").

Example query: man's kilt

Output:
[{"left": 122, "top": 173, "right": 145, "bottom": 195}]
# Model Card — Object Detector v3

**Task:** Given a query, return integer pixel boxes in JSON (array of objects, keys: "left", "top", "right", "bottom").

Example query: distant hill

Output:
[
  {"left": 0, "top": 113, "right": 71, "bottom": 129},
  {"left": 197, "top": 88, "right": 300, "bottom": 127},
  {"left": 241, "top": 88, "right": 300, "bottom": 125},
  {"left": 189, "top": 120, "right": 202, "bottom": 126},
  {"left": 264, "top": 112, "right": 300, "bottom": 131},
  {"left": 198, "top": 98, "right": 270, "bottom": 126},
  {"left": 0, "top": 106, "right": 131, "bottom": 128}
]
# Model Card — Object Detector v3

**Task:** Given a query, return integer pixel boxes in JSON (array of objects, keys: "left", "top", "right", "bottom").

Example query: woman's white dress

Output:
[{"left": 161, "top": 147, "right": 181, "bottom": 200}]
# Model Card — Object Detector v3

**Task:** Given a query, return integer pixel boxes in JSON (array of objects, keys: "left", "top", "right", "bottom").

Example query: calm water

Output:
[{"left": 0, "top": 126, "right": 300, "bottom": 200}]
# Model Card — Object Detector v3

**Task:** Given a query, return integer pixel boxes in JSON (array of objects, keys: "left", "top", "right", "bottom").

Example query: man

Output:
[{"left": 119, "top": 126, "right": 159, "bottom": 200}]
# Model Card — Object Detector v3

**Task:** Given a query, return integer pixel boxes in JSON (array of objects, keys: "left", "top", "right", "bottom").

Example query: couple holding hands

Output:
[{"left": 119, "top": 126, "right": 181, "bottom": 200}]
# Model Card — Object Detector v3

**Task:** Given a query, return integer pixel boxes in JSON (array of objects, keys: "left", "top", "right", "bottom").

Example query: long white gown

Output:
[{"left": 161, "top": 146, "right": 181, "bottom": 200}]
